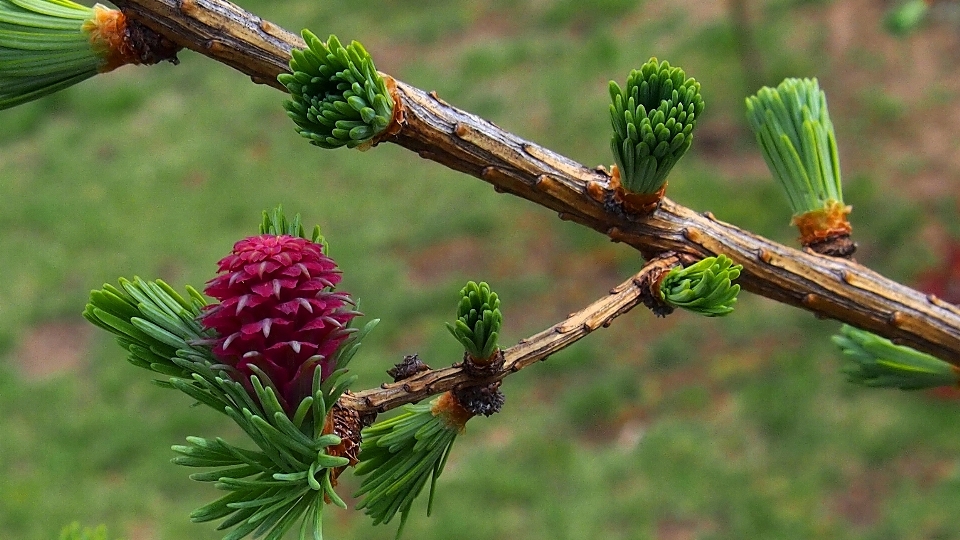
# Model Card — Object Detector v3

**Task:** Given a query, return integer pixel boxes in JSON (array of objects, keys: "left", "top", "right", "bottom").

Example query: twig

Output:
[
  {"left": 339, "top": 254, "right": 683, "bottom": 414},
  {"left": 110, "top": 0, "right": 960, "bottom": 363}
]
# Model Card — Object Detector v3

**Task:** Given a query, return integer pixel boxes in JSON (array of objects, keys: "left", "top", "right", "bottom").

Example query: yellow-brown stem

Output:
[
  {"left": 431, "top": 391, "right": 472, "bottom": 433},
  {"left": 638, "top": 252, "right": 683, "bottom": 316},
  {"left": 609, "top": 165, "right": 667, "bottom": 214},
  {"left": 359, "top": 76, "right": 406, "bottom": 150},
  {"left": 791, "top": 200, "right": 853, "bottom": 246},
  {"left": 462, "top": 348, "right": 505, "bottom": 379},
  {"left": 83, "top": 5, "right": 179, "bottom": 73}
]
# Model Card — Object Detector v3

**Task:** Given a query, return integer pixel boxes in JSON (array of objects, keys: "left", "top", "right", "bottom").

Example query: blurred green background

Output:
[{"left": 4, "top": 0, "right": 960, "bottom": 538}]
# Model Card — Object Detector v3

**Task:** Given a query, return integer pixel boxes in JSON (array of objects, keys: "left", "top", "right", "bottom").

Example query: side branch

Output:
[
  {"left": 112, "top": 0, "right": 960, "bottom": 362},
  {"left": 340, "top": 254, "right": 683, "bottom": 415}
]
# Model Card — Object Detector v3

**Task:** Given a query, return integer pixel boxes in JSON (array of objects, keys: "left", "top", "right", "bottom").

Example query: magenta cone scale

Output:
[{"left": 200, "top": 234, "right": 358, "bottom": 410}]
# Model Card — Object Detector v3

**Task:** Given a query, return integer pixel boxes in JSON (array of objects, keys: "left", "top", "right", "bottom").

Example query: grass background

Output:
[{"left": 3, "top": 0, "right": 960, "bottom": 538}]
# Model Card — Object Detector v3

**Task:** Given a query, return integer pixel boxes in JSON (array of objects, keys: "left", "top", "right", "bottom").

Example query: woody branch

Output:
[
  {"left": 340, "top": 253, "right": 685, "bottom": 414},
  {"left": 110, "top": 0, "right": 960, "bottom": 366}
]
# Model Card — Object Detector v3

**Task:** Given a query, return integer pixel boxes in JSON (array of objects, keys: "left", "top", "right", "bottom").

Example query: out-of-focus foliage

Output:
[{"left": 2, "top": 1, "right": 959, "bottom": 539}]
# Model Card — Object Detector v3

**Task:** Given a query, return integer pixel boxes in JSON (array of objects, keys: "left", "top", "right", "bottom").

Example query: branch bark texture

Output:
[
  {"left": 111, "top": 0, "right": 960, "bottom": 366},
  {"left": 341, "top": 254, "right": 682, "bottom": 415}
]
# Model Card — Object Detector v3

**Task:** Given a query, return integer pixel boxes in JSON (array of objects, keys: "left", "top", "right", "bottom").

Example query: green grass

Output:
[{"left": 2, "top": 1, "right": 959, "bottom": 539}]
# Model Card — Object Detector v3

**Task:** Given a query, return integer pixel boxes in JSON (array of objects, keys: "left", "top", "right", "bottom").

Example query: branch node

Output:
[
  {"left": 463, "top": 349, "right": 505, "bottom": 379},
  {"left": 926, "top": 294, "right": 957, "bottom": 313},
  {"left": 792, "top": 202, "right": 856, "bottom": 258},
  {"left": 607, "top": 227, "right": 626, "bottom": 243},
  {"left": 178, "top": 0, "right": 198, "bottom": 15},
  {"left": 889, "top": 311, "right": 907, "bottom": 328},
  {"left": 259, "top": 19, "right": 278, "bottom": 33},
  {"left": 610, "top": 170, "right": 666, "bottom": 215},
  {"left": 367, "top": 75, "right": 406, "bottom": 145},
  {"left": 387, "top": 354, "right": 431, "bottom": 382},
  {"left": 481, "top": 166, "right": 504, "bottom": 181},
  {"left": 804, "top": 232, "right": 857, "bottom": 259},
  {"left": 637, "top": 253, "right": 680, "bottom": 317},
  {"left": 682, "top": 227, "right": 705, "bottom": 244},
  {"left": 453, "top": 381, "right": 504, "bottom": 417},
  {"left": 428, "top": 90, "right": 448, "bottom": 106},
  {"left": 586, "top": 180, "right": 608, "bottom": 203}
]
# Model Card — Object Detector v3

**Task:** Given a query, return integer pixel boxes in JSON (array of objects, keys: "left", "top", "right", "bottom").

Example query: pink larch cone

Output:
[{"left": 199, "top": 234, "right": 358, "bottom": 411}]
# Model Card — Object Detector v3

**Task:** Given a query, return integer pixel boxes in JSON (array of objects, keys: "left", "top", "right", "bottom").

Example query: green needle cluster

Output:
[
  {"left": 354, "top": 398, "right": 460, "bottom": 539},
  {"left": 746, "top": 78, "right": 843, "bottom": 217},
  {"left": 281, "top": 30, "right": 395, "bottom": 149},
  {"left": 609, "top": 57, "right": 704, "bottom": 194},
  {"left": 173, "top": 367, "right": 352, "bottom": 540},
  {"left": 83, "top": 276, "right": 209, "bottom": 382},
  {"left": 84, "top": 274, "right": 378, "bottom": 540},
  {"left": 445, "top": 281, "right": 503, "bottom": 362},
  {"left": 259, "top": 204, "right": 328, "bottom": 251},
  {"left": 833, "top": 325, "right": 959, "bottom": 390},
  {"left": 660, "top": 255, "right": 742, "bottom": 317},
  {"left": 0, "top": 0, "right": 101, "bottom": 110}
]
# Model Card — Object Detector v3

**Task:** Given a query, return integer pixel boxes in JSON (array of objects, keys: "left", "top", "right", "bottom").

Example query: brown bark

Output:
[
  {"left": 340, "top": 255, "right": 684, "bottom": 414},
  {"left": 84, "top": 7, "right": 180, "bottom": 71},
  {"left": 111, "top": 0, "right": 298, "bottom": 88},
  {"left": 110, "top": 0, "right": 960, "bottom": 406}
]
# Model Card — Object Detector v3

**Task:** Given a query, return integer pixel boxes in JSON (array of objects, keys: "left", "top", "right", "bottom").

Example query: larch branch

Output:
[
  {"left": 340, "top": 254, "right": 683, "bottom": 414},
  {"left": 111, "top": 0, "right": 960, "bottom": 367}
]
